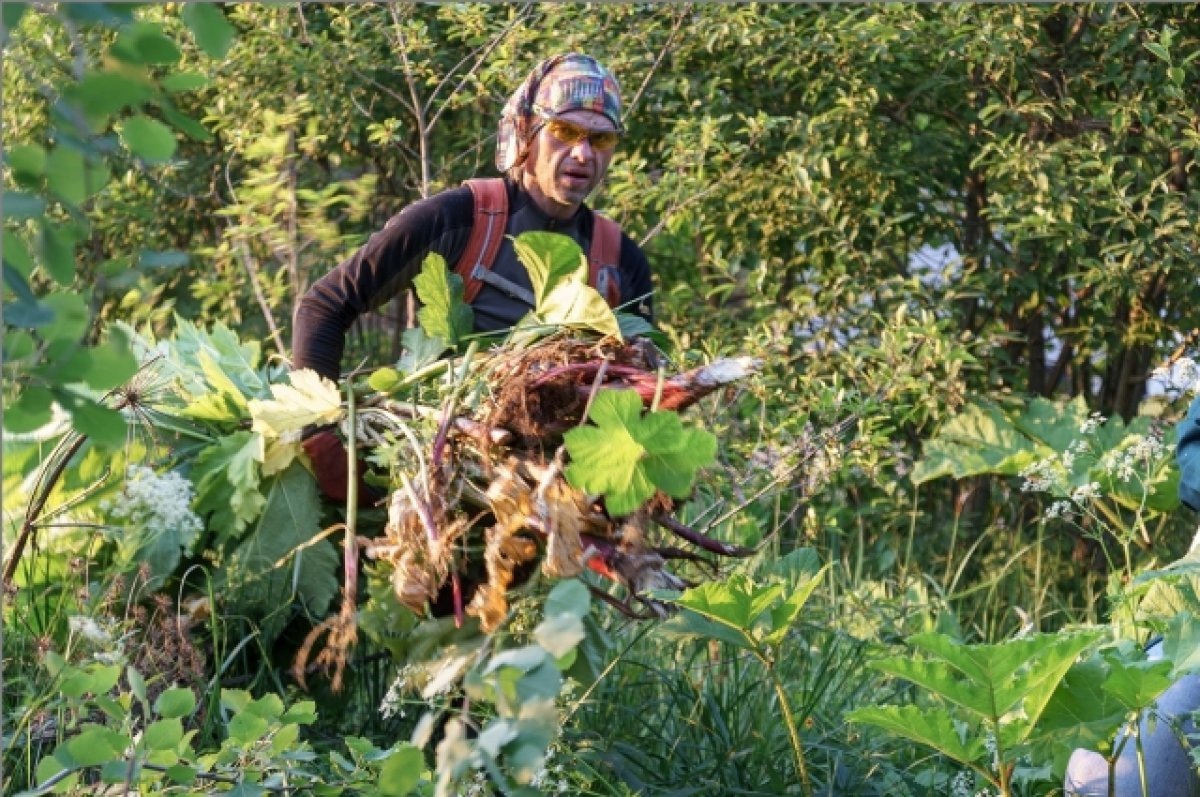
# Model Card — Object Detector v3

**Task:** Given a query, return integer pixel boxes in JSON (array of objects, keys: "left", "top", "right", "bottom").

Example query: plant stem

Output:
[{"left": 757, "top": 649, "right": 811, "bottom": 797}]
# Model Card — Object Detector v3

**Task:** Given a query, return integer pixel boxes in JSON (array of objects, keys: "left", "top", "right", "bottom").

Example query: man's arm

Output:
[
  {"left": 618, "top": 233, "right": 654, "bottom": 322},
  {"left": 1178, "top": 393, "right": 1200, "bottom": 511},
  {"left": 292, "top": 187, "right": 474, "bottom": 380}
]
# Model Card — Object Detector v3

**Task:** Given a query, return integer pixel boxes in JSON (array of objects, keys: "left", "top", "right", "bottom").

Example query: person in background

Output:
[
  {"left": 1062, "top": 403, "right": 1200, "bottom": 796},
  {"left": 290, "top": 52, "right": 654, "bottom": 504},
  {"left": 291, "top": 51, "right": 653, "bottom": 383}
]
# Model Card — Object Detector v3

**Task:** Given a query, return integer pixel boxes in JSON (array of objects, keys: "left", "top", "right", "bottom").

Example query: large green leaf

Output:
[
  {"left": 910, "top": 402, "right": 1042, "bottom": 484},
  {"left": 847, "top": 705, "right": 984, "bottom": 765},
  {"left": 221, "top": 463, "right": 338, "bottom": 627},
  {"left": 514, "top": 232, "right": 620, "bottom": 338},
  {"left": 564, "top": 389, "right": 716, "bottom": 516},
  {"left": 412, "top": 253, "right": 472, "bottom": 346},
  {"left": 191, "top": 430, "right": 266, "bottom": 541}
]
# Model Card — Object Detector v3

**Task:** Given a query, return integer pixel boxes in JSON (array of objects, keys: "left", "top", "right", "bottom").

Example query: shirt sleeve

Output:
[
  {"left": 292, "top": 187, "right": 474, "bottom": 380},
  {"left": 1178, "top": 393, "right": 1200, "bottom": 511}
]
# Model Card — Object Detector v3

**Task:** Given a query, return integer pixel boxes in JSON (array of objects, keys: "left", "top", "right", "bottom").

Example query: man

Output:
[{"left": 292, "top": 52, "right": 653, "bottom": 382}]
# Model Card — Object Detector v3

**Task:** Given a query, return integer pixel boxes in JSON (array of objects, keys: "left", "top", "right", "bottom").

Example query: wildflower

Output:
[
  {"left": 380, "top": 664, "right": 418, "bottom": 719},
  {"left": 951, "top": 770, "right": 974, "bottom": 797},
  {"left": 68, "top": 615, "right": 112, "bottom": 645},
  {"left": 103, "top": 466, "right": 203, "bottom": 546},
  {"left": 1070, "top": 482, "right": 1102, "bottom": 503},
  {"left": 1044, "top": 500, "right": 1074, "bottom": 521},
  {"left": 1080, "top": 412, "right": 1106, "bottom": 435},
  {"left": 1019, "top": 459, "right": 1056, "bottom": 493}
]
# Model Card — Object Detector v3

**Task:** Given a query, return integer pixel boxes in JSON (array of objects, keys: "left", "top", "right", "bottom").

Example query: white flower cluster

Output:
[
  {"left": 379, "top": 664, "right": 419, "bottom": 719},
  {"left": 1019, "top": 459, "right": 1057, "bottom": 493},
  {"left": 950, "top": 770, "right": 974, "bottom": 797},
  {"left": 1101, "top": 432, "right": 1165, "bottom": 482},
  {"left": 102, "top": 466, "right": 203, "bottom": 540},
  {"left": 529, "top": 744, "right": 571, "bottom": 795},
  {"left": 1079, "top": 412, "right": 1106, "bottom": 436},
  {"left": 1044, "top": 500, "right": 1075, "bottom": 521},
  {"left": 1070, "top": 482, "right": 1102, "bottom": 503},
  {"left": 1151, "top": 356, "right": 1200, "bottom": 394}
]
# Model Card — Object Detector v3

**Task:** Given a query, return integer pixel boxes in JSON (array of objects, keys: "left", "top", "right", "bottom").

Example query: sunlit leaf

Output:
[
  {"left": 46, "top": 145, "right": 86, "bottom": 206},
  {"left": 847, "top": 705, "right": 983, "bottom": 765},
  {"left": 249, "top": 368, "right": 343, "bottom": 437},
  {"left": 413, "top": 253, "right": 472, "bottom": 346},
  {"left": 564, "top": 389, "right": 716, "bottom": 515}
]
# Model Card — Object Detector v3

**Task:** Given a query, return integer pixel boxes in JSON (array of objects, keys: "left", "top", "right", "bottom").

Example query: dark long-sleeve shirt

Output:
[{"left": 292, "top": 178, "right": 654, "bottom": 380}]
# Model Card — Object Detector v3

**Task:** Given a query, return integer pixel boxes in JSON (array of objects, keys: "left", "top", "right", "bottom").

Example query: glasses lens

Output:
[
  {"left": 546, "top": 119, "right": 620, "bottom": 151},
  {"left": 547, "top": 119, "right": 587, "bottom": 145},
  {"left": 589, "top": 130, "right": 620, "bottom": 151}
]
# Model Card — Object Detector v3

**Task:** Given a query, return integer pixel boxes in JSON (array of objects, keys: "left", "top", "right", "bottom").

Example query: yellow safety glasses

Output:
[{"left": 542, "top": 118, "right": 622, "bottom": 152}]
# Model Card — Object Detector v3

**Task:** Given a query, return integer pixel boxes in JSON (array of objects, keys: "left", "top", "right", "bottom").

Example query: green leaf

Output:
[
  {"left": 533, "top": 612, "right": 586, "bottom": 660},
  {"left": 182, "top": 3, "right": 236, "bottom": 58},
  {"left": 764, "top": 565, "right": 828, "bottom": 646},
  {"left": 7, "top": 143, "right": 45, "bottom": 183},
  {"left": 144, "top": 718, "right": 183, "bottom": 751},
  {"left": 4, "top": 387, "right": 54, "bottom": 433},
  {"left": 160, "top": 72, "right": 209, "bottom": 93},
  {"left": 65, "top": 726, "right": 128, "bottom": 767},
  {"left": 56, "top": 390, "right": 126, "bottom": 447},
  {"left": 60, "top": 663, "right": 121, "bottom": 699},
  {"left": 221, "top": 463, "right": 338, "bottom": 635},
  {"left": 1035, "top": 655, "right": 1138, "bottom": 761},
  {"left": 911, "top": 402, "right": 1042, "bottom": 484},
  {"left": 564, "top": 389, "right": 717, "bottom": 516},
  {"left": 513, "top": 232, "right": 587, "bottom": 305},
  {"left": 544, "top": 579, "right": 591, "bottom": 619},
  {"left": 81, "top": 334, "right": 139, "bottom": 391},
  {"left": 67, "top": 71, "right": 154, "bottom": 116},
  {"left": 369, "top": 367, "right": 401, "bottom": 393},
  {"left": 111, "top": 22, "right": 182, "bottom": 66},
  {"left": 514, "top": 232, "right": 620, "bottom": 337},
  {"left": 413, "top": 253, "right": 472, "bottom": 346},
  {"left": 397, "top": 326, "right": 448, "bottom": 373},
  {"left": 40, "top": 222, "right": 80, "bottom": 286},
  {"left": 39, "top": 292, "right": 90, "bottom": 342},
  {"left": 155, "top": 687, "right": 197, "bottom": 719},
  {"left": 181, "top": 349, "right": 252, "bottom": 421},
  {"left": 120, "top": 115, "right": 177, "bottom": 162},
  {"left": 138, "top": 250, "right": 190, "bottom": 269},
  {"left": 192, "top": 431, "right": 266, "bottom": 539},
  {"left": 378, "top": 744, "right": 424, "bottom": 797},
  {"left": 536, "top": 279, "right": 621, "bottom": 339},
  {"left": 5, "top": 193, "right": 45, "bottom": 220},
  {"left": 847, "top": 705, "right": 983, "bottom": 765},
  {"left": 46, "top": 145, "right": 86, "bottom": 207},
  {"left": 4, "top": 229, "right": 35, "bottom": 279},
  {"left": 160, "top": 101, "right": 213, "bottom": 143},
  {"left": 228, "top": 711, "right": 269, "bottom": 744}
]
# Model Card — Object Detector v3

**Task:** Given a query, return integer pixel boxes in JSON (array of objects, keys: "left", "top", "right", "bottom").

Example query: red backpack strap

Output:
[
  {"left": 455, "top": 178, "right": 509, "bottom": 303},
  {"left": 588, "top": 212, "right": 623, "bottom": 309}
]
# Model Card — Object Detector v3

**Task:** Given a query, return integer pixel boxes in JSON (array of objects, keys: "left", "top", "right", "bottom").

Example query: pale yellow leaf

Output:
[{"left": 249, "top": 369, "right": 343, "bottom": 437}]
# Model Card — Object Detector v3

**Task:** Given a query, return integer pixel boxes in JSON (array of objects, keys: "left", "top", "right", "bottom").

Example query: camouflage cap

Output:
[{"left": 496, "top": 53, "right": 622, "bottom": 172}]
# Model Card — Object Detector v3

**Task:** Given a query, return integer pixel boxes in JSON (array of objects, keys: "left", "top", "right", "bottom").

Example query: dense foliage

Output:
[{"left": 6, "top": 3, "right": 1200, "bottom": 795}]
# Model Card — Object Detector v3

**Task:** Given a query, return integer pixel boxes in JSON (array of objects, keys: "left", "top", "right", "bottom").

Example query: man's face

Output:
[{"left": 520, "top": 109, "right": 619, "bottom": 220}]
